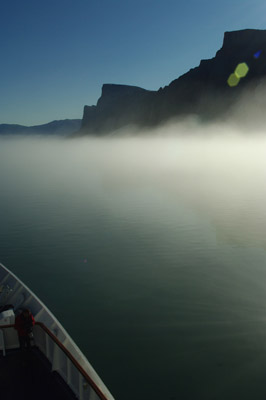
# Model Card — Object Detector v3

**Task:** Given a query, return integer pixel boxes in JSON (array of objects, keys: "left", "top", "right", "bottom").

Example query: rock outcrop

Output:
[
  {"left": 81, "top": 84, "right": 155, "bottom": 134},
  {"left": 80, "top": 29, "right": 266, "bottom": 135}
]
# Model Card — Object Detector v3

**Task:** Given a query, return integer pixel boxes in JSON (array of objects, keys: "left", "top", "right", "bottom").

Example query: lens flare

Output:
[
  {"left": 227, "top": 62, "right": 249, "bottom": 87},
  {"left": 227, "top": 73, "right": 240, "bottom": 87},
  {"left": 254, "top": 50, "right": 262, "bottom": 59},
  {"left": 235, "top": 63, "right": 249, "bottom": 78}
]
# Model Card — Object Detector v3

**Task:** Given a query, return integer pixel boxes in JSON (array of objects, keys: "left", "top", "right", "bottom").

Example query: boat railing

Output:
[{"left": 0, "top": 322, "right": 109, "bottom": 400}]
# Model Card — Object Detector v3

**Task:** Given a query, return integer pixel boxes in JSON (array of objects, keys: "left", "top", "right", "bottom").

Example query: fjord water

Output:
[{"left": 1, "top": 131, "right": 266, "bottom": 400}]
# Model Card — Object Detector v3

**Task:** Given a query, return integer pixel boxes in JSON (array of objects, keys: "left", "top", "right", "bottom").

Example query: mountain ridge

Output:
[
  {"left": 0, "top": 119, "right": 81, "bottom": 136},
  {"left": 79, "top": 29, "right": 266, "bottom": 135}
]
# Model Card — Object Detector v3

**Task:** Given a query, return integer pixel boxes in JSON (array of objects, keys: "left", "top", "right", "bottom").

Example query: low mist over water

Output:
[{"left": 1, "top": 125, "right": 266, "bottom": 400}]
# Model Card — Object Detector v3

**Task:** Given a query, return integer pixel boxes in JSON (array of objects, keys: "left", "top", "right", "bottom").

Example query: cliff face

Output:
[
  {"left": 80, "top": 29, "right": 266, "bottom": 135},
  {"left": 81, "top": 84, "right": 155, "bottom": 134}
]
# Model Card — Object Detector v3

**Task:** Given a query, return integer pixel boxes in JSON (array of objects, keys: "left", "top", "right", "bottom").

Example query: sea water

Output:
[{"left": 1, "top": 131, "right": 266, "bottom": 400}]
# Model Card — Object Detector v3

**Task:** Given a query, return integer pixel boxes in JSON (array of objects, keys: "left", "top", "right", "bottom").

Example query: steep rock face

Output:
[
  {"left": 81, "top": 29, "right": 266, "bottom": 135},
  {"left": 81, "top": 84, "right": 155, "bottom": 134},
  {"left": 158, "top": 29, "right": 266, "bottom": 121}
]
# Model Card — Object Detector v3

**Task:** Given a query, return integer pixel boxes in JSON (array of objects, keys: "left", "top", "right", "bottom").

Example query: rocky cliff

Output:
[
  {"left": 80, "top": 29, "right": 266, "bottom": 135},
  {"left": 81, "top": 84, "right": 155, "bottom": 134}
]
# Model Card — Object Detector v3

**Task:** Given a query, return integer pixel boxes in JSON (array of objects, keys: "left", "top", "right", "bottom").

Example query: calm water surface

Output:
[{"left": 1, "top": 133, "right": 266, "bottom": 399}]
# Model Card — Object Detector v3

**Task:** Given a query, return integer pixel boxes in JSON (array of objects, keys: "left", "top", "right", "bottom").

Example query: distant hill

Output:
[
  {"left": 0, "top": 119, "right": 81, "bottom": 136},
  {"left": 79, "top": 29, "right": 266, "bottom": 135}
]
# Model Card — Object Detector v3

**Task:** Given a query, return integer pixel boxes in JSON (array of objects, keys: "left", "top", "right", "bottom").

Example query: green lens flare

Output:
[
  {"left": 227, "top": 73, "right": 240, "bottom": 87},
  {"left": 235, "top": 63, "right": 249, "bottom": 78}
]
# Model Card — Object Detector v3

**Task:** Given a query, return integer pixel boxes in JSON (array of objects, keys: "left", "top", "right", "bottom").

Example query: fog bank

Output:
[{"left": 1, "top": 123, "right": 266, "bottom": 250}]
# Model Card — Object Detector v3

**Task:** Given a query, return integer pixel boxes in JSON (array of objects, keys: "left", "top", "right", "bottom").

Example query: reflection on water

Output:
[{"left": 0, "top": 131, "right": 266, "bottom": 399}]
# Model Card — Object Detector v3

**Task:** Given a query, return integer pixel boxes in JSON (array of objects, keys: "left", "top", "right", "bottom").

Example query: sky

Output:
[{"left": 1, "top": 0, "right": 266, "bottom": 126}]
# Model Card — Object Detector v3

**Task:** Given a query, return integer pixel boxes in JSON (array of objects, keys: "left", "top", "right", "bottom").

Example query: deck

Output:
[
  {"left": 0, "top": 346, "right": 77, "bottom": 399},
  {"left": 0, "top": 262, "right": 114, "bottom": 400}
]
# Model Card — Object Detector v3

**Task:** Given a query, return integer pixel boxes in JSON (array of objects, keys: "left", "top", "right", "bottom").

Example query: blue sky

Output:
[{"left": 1, "top": 0, "right": 265, "bottom": 125}]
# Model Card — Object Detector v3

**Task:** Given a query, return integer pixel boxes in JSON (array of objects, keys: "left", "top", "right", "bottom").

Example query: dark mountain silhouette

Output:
[
  {"left": 79, "top": 29, "right": 266, "bottom": 135},
  {"left": 0, "top": 119, "right": 81, "bottom": 136}
]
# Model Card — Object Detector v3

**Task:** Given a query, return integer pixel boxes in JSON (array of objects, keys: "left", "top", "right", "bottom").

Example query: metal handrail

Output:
[{"left": 1, "top": 322, "right": 110, "bottom": 400}]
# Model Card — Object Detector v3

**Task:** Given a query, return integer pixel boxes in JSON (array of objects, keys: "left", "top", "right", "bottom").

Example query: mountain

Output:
[
  {"left": 80, "top": 84, "right": 155, "bottom": 135},
  {"left": 0, "top": 119, "right": 81, "bottom": 136},
  {"left": 79, "top": 29, "right": 266, "bottom": 135}
]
